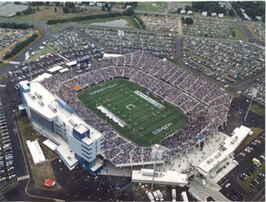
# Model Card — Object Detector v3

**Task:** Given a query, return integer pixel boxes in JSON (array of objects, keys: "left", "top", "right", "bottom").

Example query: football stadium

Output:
[{"left": 25, "top": 50, "right": 231, "bottom": 168}]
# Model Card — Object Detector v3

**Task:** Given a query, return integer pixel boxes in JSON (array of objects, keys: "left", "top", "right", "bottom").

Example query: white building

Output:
[
  {"left": 202, "top": 11, "right": 208, "bottom": 17},
  {"left": 197, "top": 125, "right": 252, "bottom": 177},
  {"left": 132, "top": 168, "right": 188, "bottom": 186},
  {"left": 19, "top": 80, "right": 104, "bottom": 172}
]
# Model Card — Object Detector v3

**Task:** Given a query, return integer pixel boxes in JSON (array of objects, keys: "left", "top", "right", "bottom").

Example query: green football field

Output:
[{"left": 78, "top": 79, "right": 188, "bottom": 146}]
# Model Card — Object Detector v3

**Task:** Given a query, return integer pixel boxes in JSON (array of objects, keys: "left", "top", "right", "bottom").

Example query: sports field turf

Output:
[{"left": 78, "top": 79, "right": 188, "bottom": 146}]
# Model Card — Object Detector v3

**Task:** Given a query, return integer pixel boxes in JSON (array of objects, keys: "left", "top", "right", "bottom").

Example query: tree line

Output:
[
  {"left": 47, "top": 11, "right": 134, "bottom": 24},
  {"left": 0, "top": 22, "right": 34, "bottom": 30}
]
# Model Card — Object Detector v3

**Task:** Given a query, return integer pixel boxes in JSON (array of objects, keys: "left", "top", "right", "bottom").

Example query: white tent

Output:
[{"left": 26, "top": 139, "right": 46, "bottom": 165}]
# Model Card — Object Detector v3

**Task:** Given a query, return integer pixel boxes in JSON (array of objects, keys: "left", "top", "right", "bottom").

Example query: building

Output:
[
  {"left": 132, "top": 168, "right": 188, "bottom": 186},
  {"left": 19, "top": 80, "right": 104, "bottom": 173},
  {"left": 197, "top": 125, "right": 252, "bottom": 177},
  {"left": 44, "top": 178, "right": 56, "bottom": 188}
]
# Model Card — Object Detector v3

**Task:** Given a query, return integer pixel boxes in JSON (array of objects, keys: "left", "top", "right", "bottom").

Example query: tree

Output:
[
  {"left": 123, "top": 6, "right": 134, "bottom": 15},
  {"left": 55, "top": 2, "right": 60, "bottom": 7},
  {"left": 231, "top": 29, "right": 236, "bottom": 37},
  {"left": 54, "top": 7, "right": 57, "bottom": 12},
  {"left": 182, "top": 17, "right": 193, "bottom": 25},
  {"left": 65, "top": 2, "right": 75, "bottom": 9},
  {"left": 101, "top": 5, "right": 105, "bottom": 11},
  {"left": 177, "top": 7, "right": 182, "bottom": 14},
  {"left": 107, "top": 4, "right": 112, "bottom": 12},
  {"left": 16, "top": 11, "right": 21, "bottom": 16},
  {"left": 63, "top": 7, "right": 69, "bottom": 13},
  {"left": 229, "top": 9, "right": 235, "bottom": 17},
  {"left": 185, "top": 5, "right": 191, "bottom": 12}
]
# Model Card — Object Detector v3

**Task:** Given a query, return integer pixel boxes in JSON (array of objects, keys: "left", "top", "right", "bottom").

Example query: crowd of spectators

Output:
[
  {"left": 41, "top": 50, "right": 231, "bottom": 165},
  {"left": 183, "top": 37, "right": 265, "bottom": 83},
  {"left": 81, "top": 26, "right": 174, "bottom": 58},
  {"left": 182, "top": 18, "right": 239, "bottom": 38}
]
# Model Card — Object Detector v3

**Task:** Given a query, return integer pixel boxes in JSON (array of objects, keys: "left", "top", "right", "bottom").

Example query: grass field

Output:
[
  {"left": 135, "top": 2, "right": 166, "bottom": 12},
  {"left": 18, "top": 117, "right": 58, "bottom": 189},
  {"left": 78, "top": 79, "right": 188, "bottom": 146}
]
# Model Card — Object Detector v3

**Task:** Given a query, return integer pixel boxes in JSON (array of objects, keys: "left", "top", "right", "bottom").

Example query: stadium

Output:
[{"left": 38, "top": 50, "right": 232, "bottom": 168}]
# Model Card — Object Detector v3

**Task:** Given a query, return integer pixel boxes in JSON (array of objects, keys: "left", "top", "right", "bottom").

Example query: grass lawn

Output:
[
  {"left": 135, "top": 2, "right": 166, "bottom": 13},
  {"left": 13, "top": 6, "right": 104, "bottom": 23},
  {"left": 71, "top": 15, "right": 138, "bottom": 28},
  {"left": 78, "top": 79, "right": 188, "bottom": 146},
  {"left": 230, "top": 24, "right": 246, "bottom": 40},
  {"left": 235, "top": 127, "right": 264, "bottom": 153},
  {"left": 18, "top": 117, "right": 58, "bottom": 189},
  {"left": 250, "top": 104, "right": 265, "bottom": 116}
]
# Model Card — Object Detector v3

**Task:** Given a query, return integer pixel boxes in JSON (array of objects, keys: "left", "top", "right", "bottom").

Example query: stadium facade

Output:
[{"left": 18, "top": 80, "right": 104, "bottom": 173}]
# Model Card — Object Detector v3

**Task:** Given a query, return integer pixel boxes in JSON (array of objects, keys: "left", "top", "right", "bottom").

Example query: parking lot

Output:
[
  {"left": 182, "top": 17, "right": 243, "bottom": 39},
  {"left": 0, "top": 28, "right": 34, "bottom": 59},
  {"left": 0, "top": 102, "right": 16, "bottom": 184},
  {"left": 249, "top": 21, "right": 265, "bottom": 41},
  {"left": 183, "top": 36, "right": 265, "bottom": 84},
  {"left": 140, "top": 15, "right": 182, "bottom": 33},
  {"left": 218, "top": 133, "right": 265, "bottom": 201},
  {"left": 81, "top": 26, "right": 175, "bottom": 58},
  {"left": 242, "top": 77, "right": 265, "bottom": 104},
  {"left": 4, "top": 28, "right": 105, "bottom": 84}
]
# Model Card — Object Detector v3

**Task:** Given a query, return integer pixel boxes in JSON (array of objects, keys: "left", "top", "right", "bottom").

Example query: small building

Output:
[
  {"left": 44, "top": 178, "right": 56, "bottom": 188},
  {"left": 26, "top": 139, "right": 46, "bottom": 165},
  {"left": 47, "top": 66, "right": 63, "bottom": 74},
  {"left": 211, "top": 12, "right": 217, "bottom": 17},
  {"left": 132, "top": 168, "right": 188, "bottom": 186},
  {"left": 202, "top": 11, "right": 208, "bottom": 17},
  {"left": 180, "top": 9, "right": 186, "bottom": 14},
  {"left": 218, "top": 13, "right": 224, "bottom": 18},
  {"left": 187, "top": 10, "right": 193, "bottom": 15},
  {"left": 66, "top": 61, "right": 77, "bottom": 67}
]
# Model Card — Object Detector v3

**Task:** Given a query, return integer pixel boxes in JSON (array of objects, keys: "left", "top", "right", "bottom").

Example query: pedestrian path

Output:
[{"left": 17, "top": 175, "right": 29, "bottom": 181}]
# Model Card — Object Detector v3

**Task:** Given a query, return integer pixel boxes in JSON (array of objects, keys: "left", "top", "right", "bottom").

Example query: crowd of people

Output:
[{"left": 41, "top": 50, "right": 231, "bottom": 165}]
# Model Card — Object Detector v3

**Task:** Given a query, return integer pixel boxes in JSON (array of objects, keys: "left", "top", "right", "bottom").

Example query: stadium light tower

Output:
[
  {"left": 244, "top": 88, "right": 258, "bottom": 123},
  {"left": 151, "top": 144, "right": 162, "bottom": 191},
  {"left": 118, "top": 30, "right": 125, "bottom": 54},
  {"left": 25, "top": 52, "right": 32, "bottom": 81}
]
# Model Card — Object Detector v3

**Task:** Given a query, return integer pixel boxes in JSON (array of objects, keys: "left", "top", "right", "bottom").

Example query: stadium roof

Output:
[
  {"left": 103, "top": 53, "right": 122, "bottom": 58},
  {"left": 132, "top": 168, "right": 188, "bottom": 185},
  {"left": 31, "top": 73, "right": 52, "bottom": 83},
  {"left": 197, "top": 125, "right": 252, "bottom": 176}
]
